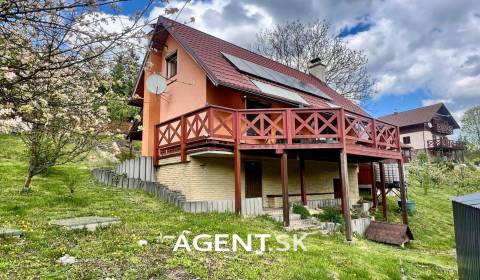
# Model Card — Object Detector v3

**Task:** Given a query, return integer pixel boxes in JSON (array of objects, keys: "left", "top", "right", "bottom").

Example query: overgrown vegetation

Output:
[
  {"left": 107, "top": 51, "right": 141, "bottom": 124},
  {"left": 461, "top": 105, "right": 480, "bottom": 149},
  {"left": 292, "top": 203, "right": 310, "bottom": 219},
  {"left": 1, "top": 134, "right": 477, "bottom": 279},
  {"left": 407, "top": 152, "right": 480, "bottom": 195},
  {"left": 314, "top": 207, "right": 344, "bottom": 224}
]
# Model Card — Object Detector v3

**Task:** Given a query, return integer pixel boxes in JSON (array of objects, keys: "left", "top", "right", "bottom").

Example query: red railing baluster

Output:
[
  {"left": 286, "top": 109, "right": 292, "bottom": 145},
  {"left": 154, "top": 105, "right": 403, "bottom": 158},
  {"left": 153, "top": 124, "right": 159, "bottom": 166},
  {"left": 180, "top": 115, "right": 186, "bottom": 162},
  {"left": 208, "top": 107, "right": 213, "bottom": 137},
  {"left": 339, "top": 108, "right": 346, "bottom": 146}
]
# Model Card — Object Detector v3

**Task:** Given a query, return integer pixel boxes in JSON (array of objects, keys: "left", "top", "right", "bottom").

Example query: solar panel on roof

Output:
[
  {"left": 250, "top": 79, "right": 309, "bottom": 105},
  {"left": 222, "top": 52, "right": 331, "bottom": 101}
]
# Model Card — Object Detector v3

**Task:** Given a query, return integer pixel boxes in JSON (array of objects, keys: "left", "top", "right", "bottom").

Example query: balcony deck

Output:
[
  {"left": 154, "top": 105, "right": 402, "bottom": 163},
  {"left": 427, "top": 139, "right": 465, "bottom": 150}
]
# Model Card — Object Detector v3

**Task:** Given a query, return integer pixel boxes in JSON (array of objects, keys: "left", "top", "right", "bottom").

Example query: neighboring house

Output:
[
  {"left": 379, "top": 103, "right": 465, "bottom": 162},
  {"left": 127, "top": 17, "right": 408, "bottom": 240}
]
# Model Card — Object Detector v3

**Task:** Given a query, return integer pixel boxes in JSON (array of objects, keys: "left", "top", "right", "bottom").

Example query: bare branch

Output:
[{"left": 252, "top": 19, "right": 376, "bottom": 102}]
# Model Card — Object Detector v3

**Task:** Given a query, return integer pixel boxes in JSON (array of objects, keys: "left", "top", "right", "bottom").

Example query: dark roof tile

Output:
[
  {"left": 157, "top": 17, "right": 369, "bottom": 116},
  {"left": 378, "top": 103, "right": 460, "bottom": 129}
]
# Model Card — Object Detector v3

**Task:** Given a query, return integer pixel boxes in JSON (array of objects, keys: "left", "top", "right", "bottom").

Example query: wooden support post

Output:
[
  {"left": 234, "top": 111, "right": 242, "bottom": 214},
  {"left": 299, "top": 157, "right": 307, "bottom": 205},
  {"left": 281, "top": 151, "right": 290, "bottom": 227},
  {"left": 379, "top": 162, "right": 387, "bottom": 221},
  {"left": 234, "top": 148, "right": 241, "bottom": 214},
  {"left": 339, "top": 150, "right": 352, "bottom": 241},
  {"left": 398, "top": 159, "right": 409, "bottom": 225},
  {"left": 370, "top": 162, "right": 377, "bottom": 208}
]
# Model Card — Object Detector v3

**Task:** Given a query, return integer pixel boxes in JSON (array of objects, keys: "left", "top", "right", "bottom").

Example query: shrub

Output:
[
  {"left": 314, "top": 207, "right": 344, "bottom": 224},
  {"left": 407, "top": 158, "right": 449, "bottom": 194},
  {"left": 292, "top": 203, "right": 310, "bottom": 219},
  {"left": 65, "top": 173, "right": 78, "bottom": 197}
]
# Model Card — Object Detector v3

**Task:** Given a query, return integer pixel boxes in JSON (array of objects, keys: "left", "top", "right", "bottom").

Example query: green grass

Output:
[{"left": 0, "top": 134, "right": 469, "bottom": 279}]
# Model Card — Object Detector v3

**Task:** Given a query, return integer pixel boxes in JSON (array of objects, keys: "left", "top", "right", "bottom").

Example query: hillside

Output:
[{"left": 0, "top": 134, "right": 462, "bottom": 279}]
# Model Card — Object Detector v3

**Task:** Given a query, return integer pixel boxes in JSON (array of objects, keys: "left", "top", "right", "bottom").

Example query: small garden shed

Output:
[{"left": 452, "top": 192, "right": 480, "bottom": 279}]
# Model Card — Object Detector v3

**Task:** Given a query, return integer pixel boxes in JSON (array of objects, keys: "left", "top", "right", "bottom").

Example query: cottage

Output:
[
  {"left": 379, "top": 103, "right": 465, "bottom": 162},
  {"left": 127, "top": 17, "right": 408, "bottom": 240}
]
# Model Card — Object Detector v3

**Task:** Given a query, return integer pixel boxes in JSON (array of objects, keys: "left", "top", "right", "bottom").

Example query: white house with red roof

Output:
[{"left": 379, "top": 103, "right": 464, "bottom": 162}]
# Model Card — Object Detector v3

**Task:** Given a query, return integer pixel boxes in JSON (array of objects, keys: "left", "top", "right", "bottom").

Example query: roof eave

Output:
[{"left": 157, "top": 18, "right": 221, "bottom": 87}]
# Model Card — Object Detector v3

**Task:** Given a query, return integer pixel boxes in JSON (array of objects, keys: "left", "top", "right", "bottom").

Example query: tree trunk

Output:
[{"left": 22, "top": 174, "right": 33, "bottom": 193}]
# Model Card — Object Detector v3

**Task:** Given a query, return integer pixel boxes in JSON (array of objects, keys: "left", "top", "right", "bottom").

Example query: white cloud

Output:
[
  {"left": 138, "top": 0, "right": 480, "bottom": 120},
  {"left": 421, "top": 99, "right": 453, "bottom": 106},
  {"left": 147, "top": 0, "right": 274, "bottom": 46}
]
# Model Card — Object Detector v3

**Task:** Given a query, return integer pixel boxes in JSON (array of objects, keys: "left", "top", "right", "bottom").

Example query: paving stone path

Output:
[
  {"left": 49, "top": 216, "right": 122, "bottom": 231},
  {"left": 0, "top": 228, "right": 22, "bottom": 238}
]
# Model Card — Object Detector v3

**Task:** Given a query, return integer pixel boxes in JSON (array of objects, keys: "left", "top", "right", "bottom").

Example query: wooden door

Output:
[
  {"left": 333, "top": 178, "right": 342, "bottom": 199},
  {"left": 245, "top": 161, "right": 262, "bottom": 198}
]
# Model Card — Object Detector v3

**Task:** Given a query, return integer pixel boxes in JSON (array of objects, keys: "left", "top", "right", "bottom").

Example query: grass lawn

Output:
[{"left": 0, "top": 134, "right": 467, "bottom": 279}]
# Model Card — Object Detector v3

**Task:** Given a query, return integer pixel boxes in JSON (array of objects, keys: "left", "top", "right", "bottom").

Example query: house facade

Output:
[
  {"left": 128, "top": 17, "right": 408, "bottom": 240},
  {"left": 379, "top": 103, "right": 464, "bottom": 162}
]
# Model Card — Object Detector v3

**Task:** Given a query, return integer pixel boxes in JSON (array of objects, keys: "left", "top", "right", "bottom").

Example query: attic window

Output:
[{"left": 166, "top": 51, "right": 177, "bottom": 79}]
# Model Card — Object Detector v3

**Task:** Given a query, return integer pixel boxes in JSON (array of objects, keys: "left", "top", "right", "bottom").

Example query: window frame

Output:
[
  {"left": 402, "top": 136, "right": 411, "bottom": 145},
  {"left": 166, "top": 51, "right": 178, "bottom": 79}
]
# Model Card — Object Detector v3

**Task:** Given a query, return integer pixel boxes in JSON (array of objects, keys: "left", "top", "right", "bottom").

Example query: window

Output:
[
  {"left": 166, "top": 52, "right": 177, "bottom": 78},
  {"left": 403, "top": 136, "right": 411, "bottom": 144}
]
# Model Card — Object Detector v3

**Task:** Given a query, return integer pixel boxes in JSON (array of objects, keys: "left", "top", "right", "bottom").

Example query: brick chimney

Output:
[{"left": 308, "top": 58, "right": 326, "bottom": 83}]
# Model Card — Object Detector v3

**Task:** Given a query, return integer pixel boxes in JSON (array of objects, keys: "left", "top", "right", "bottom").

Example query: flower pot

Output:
[{"left": 397, "top": 200, "right": 416, "bottom": 215}]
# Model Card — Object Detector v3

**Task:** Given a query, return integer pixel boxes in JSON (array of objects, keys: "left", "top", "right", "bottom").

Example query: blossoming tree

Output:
[{"left": 0, "top": 0, "right": 178, "bottom": 192}]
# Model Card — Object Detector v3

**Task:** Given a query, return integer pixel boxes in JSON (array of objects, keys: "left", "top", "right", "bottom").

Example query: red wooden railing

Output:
[{"left": 154, "top": 105, "right": 401, "bottom": 160}]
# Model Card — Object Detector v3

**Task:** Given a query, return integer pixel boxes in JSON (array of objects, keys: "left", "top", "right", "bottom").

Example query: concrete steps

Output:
[
  {"left": 267, "top": 212, "right": 302, "bottom": 223},
  {"left": 286, "top": 219, "right": 323, "bottom": 231},
  {"left": 265, "top": 206, "right": 327, "bottom": 231}
]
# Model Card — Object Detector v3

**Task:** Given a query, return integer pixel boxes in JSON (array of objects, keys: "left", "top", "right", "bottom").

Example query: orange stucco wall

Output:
[
  {"left": 142, "top": 35, "right": 207, "bottom": 156},
  {"left": 141, "top": 34, "right": 294, "bottom": 156}
]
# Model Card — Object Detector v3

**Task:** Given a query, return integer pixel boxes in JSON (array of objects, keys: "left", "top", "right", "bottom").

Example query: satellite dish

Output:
[{"left": 146, "top": 74, "right": 167, "bottom": 95}]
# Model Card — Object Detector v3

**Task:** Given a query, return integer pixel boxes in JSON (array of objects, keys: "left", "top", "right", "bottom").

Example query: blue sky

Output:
[{"left": 106, "top": 0, "right": 480, "bottom": 122}]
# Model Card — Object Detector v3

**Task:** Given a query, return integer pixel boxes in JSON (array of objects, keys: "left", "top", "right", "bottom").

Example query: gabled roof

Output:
[
  {"left": 378, "top": 103, "right": 460, "bottom": 129},
  {"left": 147, "top": 17, "right": 369, "bottom": 116}
]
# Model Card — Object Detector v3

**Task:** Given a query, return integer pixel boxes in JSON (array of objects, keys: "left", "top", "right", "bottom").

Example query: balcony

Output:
[
  {"left": 427, "top": 139, "right": 465, "bottom": 150},
  {"left": 154, "top": 105, "right": 402, "bottom": 162}
]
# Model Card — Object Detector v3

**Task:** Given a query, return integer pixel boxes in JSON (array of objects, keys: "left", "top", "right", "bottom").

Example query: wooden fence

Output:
[
  {"left": 115, "top": 156, "right": 156, "bottom": 182},
  {"left": 91, "top": 168, "right": 262, "bottom": 217},
  {"left": 307, "top": 198, "right": 342, "bottom": 209}
]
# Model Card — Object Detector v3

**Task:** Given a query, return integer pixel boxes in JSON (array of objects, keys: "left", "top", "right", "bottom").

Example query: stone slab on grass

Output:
[
  {"left": 0, "top": 228, "right": 22, "bottom": 238},
  {"left": 49, "top": 216, "right": 121, "bottom": 232}
]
